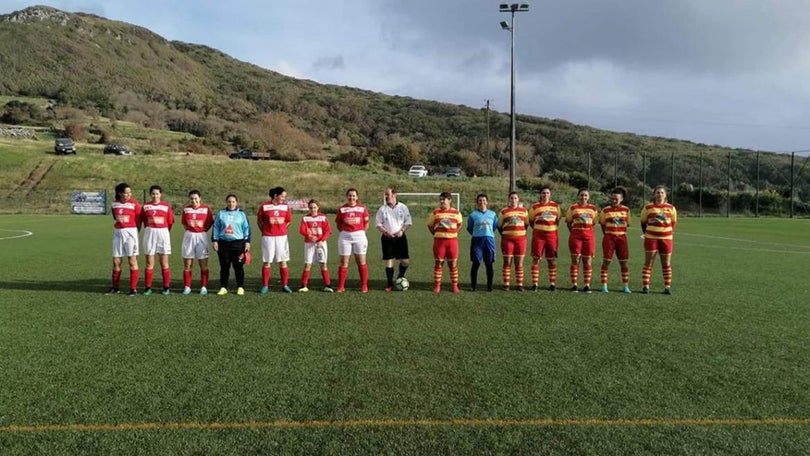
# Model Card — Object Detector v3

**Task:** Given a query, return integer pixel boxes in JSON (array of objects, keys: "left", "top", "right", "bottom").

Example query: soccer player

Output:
[
  {"left": 298, "top": 199, "right": 333, "bottom": 292},
  {"left": 467, "top": 193, "right": 498, "bottom": 292},
  {"left": 640, "top": 185, "right": 677, "bottom": 294},
  {"left": 528, "top": 186, "right": 561, "bottom": 291},
  {"left": 142, "top": 185, "right": 174, "bottom": 296},
  {"left": 180, "top": 190, "right": 214, "bottom": 295},
  {"left": 599, "top": 187, "right": 632, "bottom": 294},
  {"left": 212, "top": 194, "right": 251, "bottom": 296},
  {"left": 335, "top": 188, "right": 370, "bottom": 293},
  {"left": 375, "top": 186, "right": 412, "bottom": 292},
  {"left": 565, "top": 188, "right": 598, "bottom": 293},
  {"left": 498, "top": 192, "right": 529, "bottom": 291},
  {"left": 427, "top": 191, "right": 463, "bottom": 293},
  {"left": 107, "top": 182, "right": 142, "bottom": 296},
  {"left": 257, "top": 186, "right": 293, "bottom": 293}
]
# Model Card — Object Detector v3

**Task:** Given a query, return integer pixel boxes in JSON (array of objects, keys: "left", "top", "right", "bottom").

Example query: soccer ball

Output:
[{"left": 395, "top": 277, "right": 410, "bottom": 291}]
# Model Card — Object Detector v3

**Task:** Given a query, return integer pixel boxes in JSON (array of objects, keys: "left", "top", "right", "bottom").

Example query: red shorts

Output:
[
  {"left": 433, "top": 238, "right": 459, "bottom": 261},
  {"left": 644, "top": 238, "right": 673, "bottom": 254},
  {"left": 501, "top": 236, "right": 527, "bottom": 256},
  {"left": 602, "top": 234, "right": 629, "bottom": 260},
  {"left": 568, "top": 233, "right": 595, "bottom": 257},
  {"left": 531, "top": 231, "right": 558, "bottom": 259}
]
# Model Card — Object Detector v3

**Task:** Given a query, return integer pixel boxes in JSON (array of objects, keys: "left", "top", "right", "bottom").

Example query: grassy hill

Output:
[
  {"left": 1, "top": 5, "right": 808, "bottom": 214},
  {"left": 0, "top": 134, "right": 536, "bottom": 216}
]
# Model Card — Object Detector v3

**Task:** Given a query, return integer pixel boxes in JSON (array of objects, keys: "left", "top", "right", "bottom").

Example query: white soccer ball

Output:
[{"left": 395, "top": 277, "right": 410, "bottom": 291}]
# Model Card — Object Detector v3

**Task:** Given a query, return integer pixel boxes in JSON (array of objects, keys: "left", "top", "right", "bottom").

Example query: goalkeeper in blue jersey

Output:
[{"left": 467, "top": 193, "right": 498, "bottom": 291}]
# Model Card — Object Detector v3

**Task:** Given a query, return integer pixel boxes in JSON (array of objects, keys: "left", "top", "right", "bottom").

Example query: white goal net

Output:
[{"left": 387, "top": 192, "right": 462, "bottom": 215}]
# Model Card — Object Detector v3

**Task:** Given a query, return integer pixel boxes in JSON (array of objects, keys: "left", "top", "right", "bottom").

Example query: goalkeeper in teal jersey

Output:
[{"left": 467, "top": 194, "right": 498, "bottom": 291}]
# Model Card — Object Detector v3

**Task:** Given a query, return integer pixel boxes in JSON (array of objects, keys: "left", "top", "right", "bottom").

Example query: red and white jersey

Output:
[
  {"left": 336, "top": 203, "right": 369, "bottom": 232},
  {"left": 111, "top": 199, "right": 142, "bottom": 229},
  {"left": 299, "top": 212, "right": 332, "bottom": 243},
  {"left": 143, "top": 201, "right": 174, "bottom": 229},
  {"left": 181, "top": 204, "right": 214, "bottom": 233},
  {"left": 257, "top": 202, "right": 292, "bottom": 236}
]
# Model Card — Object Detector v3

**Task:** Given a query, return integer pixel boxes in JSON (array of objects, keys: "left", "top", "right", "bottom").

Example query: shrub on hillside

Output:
[
  {"left": 62, "top": 122, "right": 86, "bottom": 141},
  {"left": 2, "top": 100, "right": 44, "bottom": 125}
]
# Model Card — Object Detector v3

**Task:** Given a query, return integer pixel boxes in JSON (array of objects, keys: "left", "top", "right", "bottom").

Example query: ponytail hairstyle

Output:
[{"left": 114, "top": 182, "right": 130, "bottom": 201}]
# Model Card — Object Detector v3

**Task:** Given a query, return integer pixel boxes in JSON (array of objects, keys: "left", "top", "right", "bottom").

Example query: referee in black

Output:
[{"left": 375, "top": 186, "right": 413, "bottom": 291}]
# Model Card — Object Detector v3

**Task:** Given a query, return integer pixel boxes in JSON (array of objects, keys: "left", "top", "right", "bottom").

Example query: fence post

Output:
[
  {"left": 587, "top": 149, "right": 592, "bottom": 189},
  {"left": 643, "top": 150, "right": 647, "bottom": 192},
  {"left": 790, "top": 152, "right": 795, "bottom": 218},
  {"left": 698, "top": 150, "right": 703, "bottom": 217},
  {"left": 755, "top": 151, "right": 760, "bottom": 217},
  {"left": 614, "top": 150, "right": 618, "bottom": 188},
  {"left": 727, "top": 150, "right": 731, "bottom": 218},
  {"left": 670, "top": 151, "right": 675, "bottom": 205}
]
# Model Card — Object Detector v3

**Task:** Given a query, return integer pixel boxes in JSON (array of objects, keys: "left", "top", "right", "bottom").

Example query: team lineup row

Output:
[{"left": 106, "top": 183, "right": 677, "bottom": 297}]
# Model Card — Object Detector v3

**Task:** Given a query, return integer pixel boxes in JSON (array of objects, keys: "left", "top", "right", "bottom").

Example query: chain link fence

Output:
[
  {"left": 546, "top": 149, "right": 810, "bottom": 217},
  {"left": 1, "top": 149, "right": 809, "bottom": 217}
]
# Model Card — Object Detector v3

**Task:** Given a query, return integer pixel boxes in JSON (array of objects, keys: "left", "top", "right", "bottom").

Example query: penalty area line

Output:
[
  {"left": 3, "top": 417, "right": 810, "bottom": 433},
  {"left": 680, "top": 242, "right": 810, "bottom": 254},
  {"left": 0, "top": 229, "right": 33, "bottom": 241}
]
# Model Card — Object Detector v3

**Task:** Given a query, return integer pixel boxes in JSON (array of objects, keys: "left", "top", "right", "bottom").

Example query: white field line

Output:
[
  {"left": 678, "top": 242, "right": 810, "bottom": 254},
  {"left": 677, "top": 231, "right": 810, "bottom": 250},
  {"left": 0, "top": 229, "right": 33, "bottom": 241},
  {"left": 673, "top": 230, "right": 810, "bottom": 254}
]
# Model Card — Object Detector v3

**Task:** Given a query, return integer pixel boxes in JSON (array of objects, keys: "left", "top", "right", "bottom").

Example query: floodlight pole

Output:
[{"left": 500, "top": 3, "right": 529, "bottom": 193}]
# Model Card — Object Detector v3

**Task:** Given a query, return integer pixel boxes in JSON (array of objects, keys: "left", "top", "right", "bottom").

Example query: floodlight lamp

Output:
[
  {"left": 500, "top": 21, "right": 510, "bottom": 30},
  {"left": 518, "top": 3, "right": 530, "bottom": 11},
  {"left": 499, "top": 3, "right": 510, "bottom": 11}
]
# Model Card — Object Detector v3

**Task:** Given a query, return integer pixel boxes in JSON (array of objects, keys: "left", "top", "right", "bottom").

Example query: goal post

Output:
[{"left": 387, "top": 192, "right": 462, "bottom": 216}]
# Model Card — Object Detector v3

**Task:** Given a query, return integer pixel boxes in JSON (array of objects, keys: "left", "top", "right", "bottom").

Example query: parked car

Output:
[
  {"left": 444, "top": 167, "right": 465, "bottom": 178},
  {"left": 54, "top": 138, "right": 76, "bottom": 155},
  {"left": 229, "top": 148, "right": 272, "bottom": 160},
  {"left": 103, "top": 143, "right": 132, "bottom": 155},
  {"left": 408, "top": 165, "right": 428, "bottom": 178}
]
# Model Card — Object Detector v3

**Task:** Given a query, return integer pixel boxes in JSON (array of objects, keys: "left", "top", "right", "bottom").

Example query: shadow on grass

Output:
[
  {"left": 0, "top": 278, "right": 451, "bottom": 294},
  {"left": 0, "top": 279, "right": 112, "bottom": 293}
]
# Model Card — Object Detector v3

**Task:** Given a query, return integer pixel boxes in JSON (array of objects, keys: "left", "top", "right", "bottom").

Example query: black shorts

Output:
[{"left": 381, "top": 234, "right": 409, "bottom": 260}]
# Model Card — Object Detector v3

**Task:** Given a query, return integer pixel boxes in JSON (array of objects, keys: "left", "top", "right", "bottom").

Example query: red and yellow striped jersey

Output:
[
  {"left": 640, "top": 203, "right": 677, "bottom": 240},
  {"left": 528, "top": 201, "right": 560, "bottom": 233},
  {"left": 599, "top": 205, "right": 631, "bottom": 236},
  {"left": 498, "top": 206, "right": 529, "bottom": 238},
  {"left": 565, "top": 204, "right": 598, "bottom": 233},
  {"left": 426, "top": 208, "right": 463, "bottom": 239}
]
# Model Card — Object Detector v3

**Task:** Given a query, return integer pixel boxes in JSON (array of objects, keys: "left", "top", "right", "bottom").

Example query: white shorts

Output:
[
  {"left": 182, "top": 231, "right": 210, "bottom": 260},
  {"left": 338, "top": 231, "right": 368, "bottom": 256},
  {"left": 143, "top": 227, "right": 172, "bottom": 255},
  {"left": 112, "top": 227, "right": 139, "bottom": 258},
  {"left": 262, "top": 235, "right": 290, "bottom": 263},
  {"left": 303, "top": 242, "right": 328, "bottom": 264}
]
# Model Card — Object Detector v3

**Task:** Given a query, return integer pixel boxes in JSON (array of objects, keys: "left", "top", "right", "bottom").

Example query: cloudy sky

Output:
[{"left": 4, "top": 0, "right": 810, "bottom": 152}]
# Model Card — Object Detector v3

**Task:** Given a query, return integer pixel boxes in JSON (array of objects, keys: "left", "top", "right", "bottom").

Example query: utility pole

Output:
[
  {"left": 485, "top": 99, "right": 492, "bottom": 175},
  {"left": 500, "top": 3, "right": 530, "bottom": 193}
]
